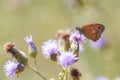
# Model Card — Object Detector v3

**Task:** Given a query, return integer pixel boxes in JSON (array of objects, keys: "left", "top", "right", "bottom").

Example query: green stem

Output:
[
  {"left": 59, "top": 64, "right": 64, "bottom": 70},
  {"left": 27, "top": 64, "right": 47, "bottom": 80},
  {"left": 34, "top": 58, "right": 38, "bottom": 71},
  {"left": 59, "top": 65, "right": 69, "bottom": 80},
  {"left": 59, "top": 65, "right": 65, "bottom": 80},
  {"left": 59, "top": 71, "right": 65, "bottom": 80},
  {"left": 65, "top": 67, "right": 68, "bottom": 80}
]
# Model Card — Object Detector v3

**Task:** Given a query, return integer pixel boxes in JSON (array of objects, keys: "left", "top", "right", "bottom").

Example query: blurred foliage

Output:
[{"left": 0, "top": 0, "right": 120, "bottom": 80}]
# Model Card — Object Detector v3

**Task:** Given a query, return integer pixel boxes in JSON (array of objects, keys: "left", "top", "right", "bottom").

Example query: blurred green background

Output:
[{"left": 0, "top": 0, "right": 120, "bottom": 80}]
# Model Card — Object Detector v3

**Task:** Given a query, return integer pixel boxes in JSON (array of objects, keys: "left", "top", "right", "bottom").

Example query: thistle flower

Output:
[
  {"left": 4, "top": 60, "right": 25, "bottom": 77},
  {"left": 70, "top": 32, "right": 85, "bottom": 55},
  {"left": 4, "top": 60, "right": 18, "bottom": 77},
  {"left": 24, "top": 35, "right": 37, "bottom": 58},
  {"left": 4, "top": 42, "right": 28, "bottom": 65},
  {"left": 69, "top": 31, "right": 85, "bottom": 44},
  {"left": 41, "top": 39, "right": 58, "bottom": 61},
  {"left": 57, "top": 51, "right": 78, "bottom": 68}
]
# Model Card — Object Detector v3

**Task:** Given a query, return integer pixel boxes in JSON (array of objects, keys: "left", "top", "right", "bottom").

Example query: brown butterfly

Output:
[{"left": 76, "top": 23, "right": 105, "bottom": 42}]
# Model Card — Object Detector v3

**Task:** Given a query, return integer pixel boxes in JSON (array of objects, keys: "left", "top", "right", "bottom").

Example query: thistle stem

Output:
[
  {"left": 27, "top": 64, "right": 47, "bottom": 80},
  {"left": 59, "top": 71, "right": 65, "bottom": 80},
  {"left": 64, "top": 67, "right": 68, "bottom": 80},
  {"left": 59, "top": 65, "right": 69, "bottom": 80},
  {"left": 34, "top": 58, "right": 38, "bottom": 71}
]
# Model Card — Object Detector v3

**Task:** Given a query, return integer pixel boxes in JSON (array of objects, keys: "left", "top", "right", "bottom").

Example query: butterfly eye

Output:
[{"left": 97, "top": 26, "right": 101, "bottom": 29}]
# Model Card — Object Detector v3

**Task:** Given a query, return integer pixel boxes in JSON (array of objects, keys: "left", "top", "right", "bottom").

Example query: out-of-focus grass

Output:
[{"left": 0, "top": 0, "right": 120, "bottom": 80}]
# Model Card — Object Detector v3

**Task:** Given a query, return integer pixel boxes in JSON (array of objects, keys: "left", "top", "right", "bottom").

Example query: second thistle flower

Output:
[
  {"left": 24, "top": 35, "right": 37, "bottom": 58},
  {"left": 41, "top": 39, "right": 59, "bottom": 61},
  {"left": 69, "top": 31, "right": 85, "bottom": 56},
  {"left": 4, "top": 60, "right": 25, "bottom": 77},
  {"left": 57, "top": 51, "right": 78, "bottom": 68}
]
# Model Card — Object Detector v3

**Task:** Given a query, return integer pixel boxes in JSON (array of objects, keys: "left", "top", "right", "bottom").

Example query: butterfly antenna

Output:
[
  {"left": 76, "top": 27, "right": 80, "bottom": 30},
  {"left": 75, "top": 27, "right": 83, "bottom": 34}
]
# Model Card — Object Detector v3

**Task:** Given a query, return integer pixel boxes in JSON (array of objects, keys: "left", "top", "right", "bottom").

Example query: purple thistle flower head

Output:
[
  {"left": 41, "top": 39, "right": 58, "bottom": 58},
  {"left": 69, "top": 31, "right": 86, "bottom": 44},
  {"left": 57, "top": 51, "right": 78, "bottom": 68},
  {"left": 69, "top": 31, "right": 85, "bottom": 55},
  {"left": 4, "top": 60, "right": 18, "bottom": 77},
  {"left": 90, "top": 36, "right": 106, "bottom": 50}
]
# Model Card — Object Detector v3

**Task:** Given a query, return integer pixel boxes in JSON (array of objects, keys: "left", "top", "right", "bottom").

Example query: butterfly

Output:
[{"left": 76, "top": 23, "right": 105, "bottom": 42}]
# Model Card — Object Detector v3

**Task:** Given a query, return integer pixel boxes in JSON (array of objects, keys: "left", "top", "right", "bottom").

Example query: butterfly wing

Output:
[{"left": 80, "top": 23, "right": 105, "bottom": 41}]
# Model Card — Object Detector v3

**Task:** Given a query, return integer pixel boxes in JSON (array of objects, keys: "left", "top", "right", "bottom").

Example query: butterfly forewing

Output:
[{"left": 76, "top": 23, "right": 105, "bottom": 41}]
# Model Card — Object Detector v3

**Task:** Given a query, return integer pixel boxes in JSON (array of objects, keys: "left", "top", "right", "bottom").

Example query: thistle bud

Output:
[
  {"left": 24, "top": 35, "right": 37, "bottom": 58},
  {"left": 4, "top": 42, "right": 28, "bottom": 66},
  {"left": 56, "top": 30, "right": 70, "bottom": 51},
  {"left": 70, "top": 68, "right": 82, "bottom": 80}
]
